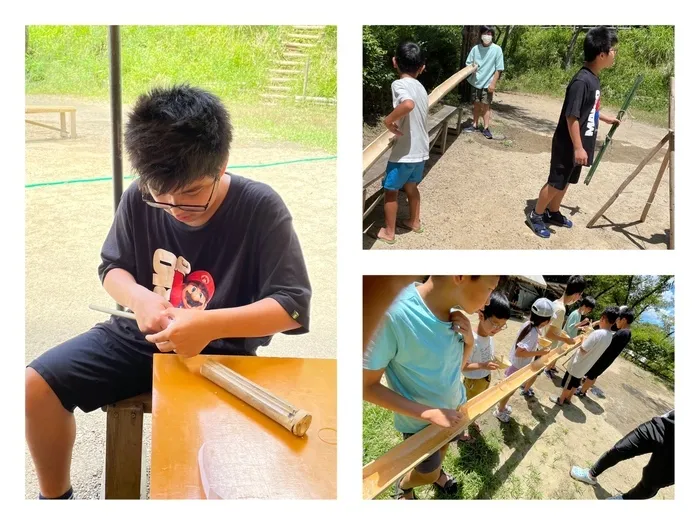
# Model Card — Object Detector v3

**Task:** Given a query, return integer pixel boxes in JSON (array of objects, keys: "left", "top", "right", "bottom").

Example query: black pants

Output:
[{"left": 590, "top": 419, "right": 674, "bottom": 499}]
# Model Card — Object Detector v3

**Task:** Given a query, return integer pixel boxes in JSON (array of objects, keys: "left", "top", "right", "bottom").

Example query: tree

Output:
[{"left": 585, "top": 275, "right": 673, "bottom": 320}]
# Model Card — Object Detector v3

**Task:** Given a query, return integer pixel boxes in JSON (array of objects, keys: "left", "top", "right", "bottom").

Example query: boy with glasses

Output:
[
  {"left": 25, "top": 84, "right": 311, "bottom": 499},
  {"left": 527, "top": 26, "right": 621, "bottom": 238}
]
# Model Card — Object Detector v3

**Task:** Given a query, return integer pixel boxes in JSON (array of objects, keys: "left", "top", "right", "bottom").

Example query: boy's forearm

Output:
[
  {"left": 205, "top": 297, "right": 301, "bottom": 340},
  {"left": 566, "top": 117, "right": 584, "bottom": 149},
  {"left": 461, "top": 341, "right": 475, "bottom": 369},
  {"left": 463, "top": 361, "right": 484, "bottom": 371},
  {"left": 103, "top": 268, "right": 148, "bottom": 311},
  {"left": 490, "top": 71, "right": 501, "bottom": 86},
  {"left": 363, "top": 381, "right": 432, "bottom": 421},
  {"left": 600, "top": 113, "right": 617, "bottom": 124},
  {"left": 385, "top": 100, "right": 414, "bottom": 124}
]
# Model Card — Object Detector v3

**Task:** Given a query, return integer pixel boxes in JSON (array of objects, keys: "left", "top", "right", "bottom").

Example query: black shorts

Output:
[
  {"left": 402, "top": 432, "right": 459, "bottom": 474},
  {"left": 561, "top": 371, "right": 582, "bottom": 390},
  {"left": 547, "top": 163, "right": 582, "bottom": 191},
  {"left": 27, "top": 325, "right": 156, "bottom": 413}
]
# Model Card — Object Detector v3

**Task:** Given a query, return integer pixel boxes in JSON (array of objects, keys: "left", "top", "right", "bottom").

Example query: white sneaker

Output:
[
  {"left": 570, "top": 466, "right": 597, "bottom": 485},
  {"left": 493, "top": 408, "right": 510, "bottom": 423},
  {"left": 504, "top": 404, "right": 513, "bottom": 414},
  {"left": 607, "top": 494, "right": 623, "bottom": 500}
]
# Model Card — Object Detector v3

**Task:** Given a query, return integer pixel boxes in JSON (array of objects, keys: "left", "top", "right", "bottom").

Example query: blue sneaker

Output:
[
  {"left": 526, "top": 211, "right": 550, "bottom": 238},
  {"left": 482, "top": 128, "right": 493, "bottom": 139},
  {"left": 463, "top": 123, "right": 477, "bottom": 133},
  {"left": 544, "top": 209, "right": 573, "bottom": 228},
  {"left": 570, "top": 466, "right": 598, "bottom": 485}
]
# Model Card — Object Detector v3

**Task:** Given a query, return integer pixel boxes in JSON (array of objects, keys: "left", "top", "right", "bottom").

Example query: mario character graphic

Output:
[{"left": 170, "top": 268, "right": 215, "bottom": 310}]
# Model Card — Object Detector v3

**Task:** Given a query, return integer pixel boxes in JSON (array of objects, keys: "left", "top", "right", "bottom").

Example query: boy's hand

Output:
[
  {"left": 421, "top": 408, "right": 463, "bottom": 428},
  {"left": 488, "top": 83, "right": 496, "bottom": 94},
  {"left": 145, "top": 307, "right": 212, "bottom": 358},
  {"left": 564, "top": 335, "right": 576, "bottom": 345},
  {"left": 450, "top": 309, "right": 474, "bottom": 348},
  {"left": 384, "top": 118, "right": 403, "bottom": 136},
  {"left": 131, "top": 289, "right": 172, "bottom": 334},
  {"left": 574, "top": 147, "right": 588, "bottom": 165},
  {"left": 611, "top": 118, "right": 621, "bottom": 126},
  {"left": 482, "top": 361, "right": 500, "bottom": 370}
]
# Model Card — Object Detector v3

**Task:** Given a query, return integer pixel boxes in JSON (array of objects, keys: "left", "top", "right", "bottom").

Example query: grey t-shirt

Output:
[
  {"left": 98, "top": 173, "right": 312, "bottom": 355},
  {"left": 388, "top": 77, "right": 429, "bottom": 163}
]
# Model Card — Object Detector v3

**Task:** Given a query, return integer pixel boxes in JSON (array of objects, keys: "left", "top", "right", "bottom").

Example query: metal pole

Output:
[
  {"left": 108, "top": 26, "right": 123, "bottom": 212},
  {"left": 584, "top": 74, "right": 643, "bottom": 185},
  {"left": 108, "top": 26, "right": 124, "bottom": 311}
]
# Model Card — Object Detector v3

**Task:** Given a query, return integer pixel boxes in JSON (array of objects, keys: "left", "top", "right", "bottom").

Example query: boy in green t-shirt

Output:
[{"left": 564, "top": 296, "right": 596, "bottom": 338}]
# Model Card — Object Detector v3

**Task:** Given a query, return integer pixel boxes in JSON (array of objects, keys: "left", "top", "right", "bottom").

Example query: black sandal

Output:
[
  {"left": 392, "top": 476, "right": 416, "bottom": 500},
  {"left": 432, "top": 469, "right": 459, "bottom": 495}
]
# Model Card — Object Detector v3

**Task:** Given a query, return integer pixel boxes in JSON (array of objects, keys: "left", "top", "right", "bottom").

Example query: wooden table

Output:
[
  {"left": 25, "top": 105, "right": 77, "bottom": 138},
  {"left": 150, "top": 354, "right": 337, "bottom": 499}
]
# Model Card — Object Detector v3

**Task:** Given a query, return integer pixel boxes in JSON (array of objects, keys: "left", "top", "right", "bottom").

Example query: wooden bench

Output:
[
  {"left": 101, "top": 393, "right": 152, "bottom": 499},
  {"left": 362, "top": 104, "right": 462, "bottom": 220},
  {"left": 25, "top": 105, "right": 77, "bottom": 139}
]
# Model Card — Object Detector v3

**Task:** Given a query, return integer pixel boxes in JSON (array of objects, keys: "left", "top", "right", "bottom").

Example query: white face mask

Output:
[{"left": 481, "top": 34, "right": 492, "bottom": 45}]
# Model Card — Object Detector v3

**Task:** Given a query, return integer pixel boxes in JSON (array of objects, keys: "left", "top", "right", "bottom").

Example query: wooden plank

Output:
[
  {"left": 104, "top": 404, "right": 145, "bottom": 499},
  {"left": 640, "top": 146, "right": 671, "bottom": 222},
  {"left": 25, "top": 119, "right": 64, "bottom": 134},
  {"left": 586, "top": 133, "right": 671, "bottom": 228},
  {"left": 26, "top": 105, "right": 77, "bottom": 113},
  {"left": 362, "top": 335, "right": 586, "bottom": 499},
  {"left": 362, "top": 64, "right": 477, "bottom": 175},
  {"left": 150, "top": 355, "right": 336, "bottom": 499}
]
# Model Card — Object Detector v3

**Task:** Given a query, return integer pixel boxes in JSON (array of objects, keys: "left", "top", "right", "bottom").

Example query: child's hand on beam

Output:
[
  {"left": 420, "top": 407, "right": 464, "bottom": 428},
  {"left": 146, "top": 308, "right": 212, "bottom": 358}
]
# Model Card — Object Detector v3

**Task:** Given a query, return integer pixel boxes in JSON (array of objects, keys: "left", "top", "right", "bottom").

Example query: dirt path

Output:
[
  {"left": 25, "top": 95, "right": 336, "bottom": 498},
  {"left": 454, "top": 314, "right": 674, "bottom": 499},
  {"left": 364, "top": 91, "right": 671, "bottom": 250}
]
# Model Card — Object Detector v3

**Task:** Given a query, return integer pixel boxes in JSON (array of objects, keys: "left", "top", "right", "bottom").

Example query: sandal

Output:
[
  {"left": 397, "top": 220, "right": 425, "bottom": 234},
  {"left": 392, "top": 476, "right": 416, "bottom": 500},
  {"left": 458, "top": 432, "right": 475, "bottom": 443},
  {"left": 432, "top": 469, "right": 459, "bottom": 495},
  {"left": 373, "top": 233, "right": 397, "bottom": 245}
]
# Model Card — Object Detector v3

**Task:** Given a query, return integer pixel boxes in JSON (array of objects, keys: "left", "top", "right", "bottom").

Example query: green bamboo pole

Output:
[{"left": 584, "top": 74, "right": 644, "bottom": 185}]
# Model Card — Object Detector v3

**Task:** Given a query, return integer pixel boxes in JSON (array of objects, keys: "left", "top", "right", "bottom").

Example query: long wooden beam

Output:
[
  {"left": 362, "top": 64, "right": 478, "bottom": 175},
  {"left": 362, "top": 335, "right": 586, "bottom": 499}
]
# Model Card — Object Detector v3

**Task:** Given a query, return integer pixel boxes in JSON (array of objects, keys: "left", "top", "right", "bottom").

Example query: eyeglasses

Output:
[
  {"left": 143, "top": 177, "right": 219, "bottom": 212},
  {"left": 483, "top": 314, "right": 508, "bottom": 332}
]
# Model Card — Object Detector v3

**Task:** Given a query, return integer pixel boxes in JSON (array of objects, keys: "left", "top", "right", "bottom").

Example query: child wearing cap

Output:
[
  {"left": 493, "top": 298, "right": 554, "bottom": 423},
  {"left": 550, "top": 306, "right": 619, "bottom": 406}
]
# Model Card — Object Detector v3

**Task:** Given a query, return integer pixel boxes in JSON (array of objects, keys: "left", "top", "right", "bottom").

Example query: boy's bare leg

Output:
[
  {"left": 522, "top": 375, "right": 537, "bottom": 391},
  {"left": 547, "top": 183, "right": 570, "bottom": 213},
  {"left": 580, "top": 377, "right": 595, "bottom": 394},
  {"left": 498, "top": 392, "right": 513, "bottom": 413},
  {"left": 483, "top": 103, "right": 491, "bottom": 129},
  {"left": 25, "top": 368, "right": 75, "bottom": 498},
  {"left": 403, "top": 183, "right": 421, "bottom": 230},
  {"left": 400, "top": 444, "right": 449, "bottom": 493},
  {"left": 472, "top": 102, "right": 481, "bottom": 128},
  {"left": 377, "top": 190, "right": 399, "bottom": 241},
  {"left": 534, "top": 183, "right": 561, "bottom": 215}
]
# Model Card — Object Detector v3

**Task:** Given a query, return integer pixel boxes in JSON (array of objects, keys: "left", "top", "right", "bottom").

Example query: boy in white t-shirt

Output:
[
  {"left": 543, "top": 275, "right": 586, "bottom": 379},
  {"left": 457, "top": 292, "right": 511, "bottom": 441},
  {"left": 376, "top": 42, "right": 429, "bottom": 245},
  {"left": 550, "top": 306, "right": 619, "bottom": 406}
]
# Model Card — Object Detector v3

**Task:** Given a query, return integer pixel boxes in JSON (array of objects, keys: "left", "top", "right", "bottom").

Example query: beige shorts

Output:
[{"left": 464, "top": 374, "right": 491, "bottom": 399}]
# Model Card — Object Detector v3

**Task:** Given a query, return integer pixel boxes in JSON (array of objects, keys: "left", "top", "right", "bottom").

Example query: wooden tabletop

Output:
[{"left": 150, "top": 354, "right": 337, "bottom": 499}]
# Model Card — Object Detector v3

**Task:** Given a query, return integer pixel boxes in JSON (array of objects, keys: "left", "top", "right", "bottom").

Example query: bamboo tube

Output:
[
  {"left": 362, "top": 64, "right": 478, "bottom": 174},
  {"left": 89, "top": 304, "right": 136, "bottom": 320},
  {"left": 362, "top": 335, "right": 586, "bottom": 499},
  {"left": 200, "top": 360, "right": 312, "bottom": 437}
]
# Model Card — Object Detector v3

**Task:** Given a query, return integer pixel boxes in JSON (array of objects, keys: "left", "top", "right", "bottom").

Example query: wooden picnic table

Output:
[
  {"left": 25, "top": 105, "right": 77, "bottom": 138},
  {"left": 150, "top": 354, "right": 337, "bottom": 499}
]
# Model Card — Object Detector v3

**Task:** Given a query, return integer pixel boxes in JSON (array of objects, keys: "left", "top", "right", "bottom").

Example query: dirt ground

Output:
[
  {"left": 446, "top": 313, "right": 675, "bottom": 499},
  {"left": 25, "top": 95, "right": 337, "bottom": 498},
  {"left": 363, "top": 91, "right": 672, "bottom": 250}
]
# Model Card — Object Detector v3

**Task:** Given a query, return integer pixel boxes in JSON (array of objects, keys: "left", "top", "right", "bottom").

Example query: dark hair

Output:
[
  {"left": 480, "top": 26, "right": 494, "bottom": 36},
  {"left": 126, "top": 84, "right": 232, "bottom": 195},
  {"left": 584, "top": 26, "right": 619, "bottom": 62},
  {"left": 618, "top": 307, "right": 635, "bottom": 324},
  {"left": 581, "top": 296, "right": 596, "bottom": 309},
  {"left": 483, "top": 292, "right": 510, "bottom": 320},
  {"left": 516, "top": 312, "right": 550, "bottom": 345},
  {"left": 395, "top": 42, "right": 425, "bottom": 74},
  {"left": 565, "top": 275, "right": 586, "bottom": 297},
  {"left": 601, "top": 306, "right": 620, "bottom": 324}
]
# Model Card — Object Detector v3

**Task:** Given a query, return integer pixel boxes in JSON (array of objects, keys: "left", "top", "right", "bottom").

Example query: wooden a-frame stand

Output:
[{"left": 586, "top": 77, "right": 675, "bottom": 249}]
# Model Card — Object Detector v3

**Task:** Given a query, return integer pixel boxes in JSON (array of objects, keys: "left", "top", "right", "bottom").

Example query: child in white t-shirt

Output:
[
  {"left": 458, "top": 293, "right": 511, "bottom": 441},
  {"left": 493, "top": 298, "right": 554, "bottom": 423},
  {"left": 550, "top": 306, "right": 619, "bottom": 406}
]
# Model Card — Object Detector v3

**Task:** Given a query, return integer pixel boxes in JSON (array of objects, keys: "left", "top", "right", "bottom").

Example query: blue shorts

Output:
[{"left": 383, "top": 161, "right": 425, "bottom": 191}]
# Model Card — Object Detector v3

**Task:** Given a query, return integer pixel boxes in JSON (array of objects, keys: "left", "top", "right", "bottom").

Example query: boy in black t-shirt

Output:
[
  {"left": 25, "top": 85, "right": 312, "bottom": 499},
  {"left": 527, "top": 26, "right": 621, "bottom": 239}
]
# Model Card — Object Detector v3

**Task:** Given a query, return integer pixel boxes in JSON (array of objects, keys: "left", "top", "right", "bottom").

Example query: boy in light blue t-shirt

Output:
[
  {"left": 464, "top": 25, "right": 504, "bottom": 139},
  {"left": 564, "top": 296, "right": 596, "bottom": 338},
  {"left": 363, "top": 276, "right": 500, "bottom": 499}
]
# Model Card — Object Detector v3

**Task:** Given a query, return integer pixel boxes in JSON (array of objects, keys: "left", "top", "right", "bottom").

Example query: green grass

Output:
[
  {"left": 25, "top": 25, "right": 336, "bottom": 152},
  {"left": 364, "top": 401, "right": 553, "bottom": 500}
]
